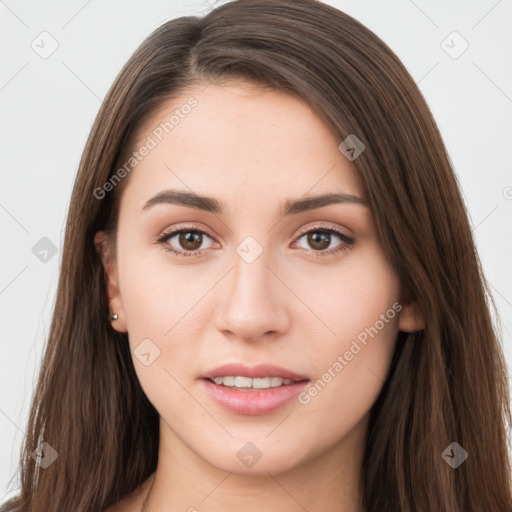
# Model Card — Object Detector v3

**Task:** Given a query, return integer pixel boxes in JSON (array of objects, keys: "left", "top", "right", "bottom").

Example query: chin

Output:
[{"left": 203, "top": 443, "right": 307, "bottom": 476}]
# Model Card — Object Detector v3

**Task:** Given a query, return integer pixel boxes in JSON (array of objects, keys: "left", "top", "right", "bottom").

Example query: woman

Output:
[{"left": 2, "top": 0, "right": 511, "bottom": 510}]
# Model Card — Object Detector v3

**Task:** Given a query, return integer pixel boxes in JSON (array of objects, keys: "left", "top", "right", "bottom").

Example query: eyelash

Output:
[{"left": 154, "top": 224, "right": 355, "bottom": 259}]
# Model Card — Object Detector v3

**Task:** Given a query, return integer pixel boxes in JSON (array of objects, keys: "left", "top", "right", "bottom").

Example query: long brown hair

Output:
[{"left": 6, "top": 1, "right": 511, "bottom": 510}]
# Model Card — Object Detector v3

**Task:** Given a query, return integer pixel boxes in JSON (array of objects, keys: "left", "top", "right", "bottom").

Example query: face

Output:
[{"left": 95, "top": 80, "right": 422, "bottom": 476}]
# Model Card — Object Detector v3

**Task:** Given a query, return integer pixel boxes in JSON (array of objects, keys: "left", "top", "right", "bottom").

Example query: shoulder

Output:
[{"left": 0, "top": 496, "right": 19, "bottom": 512}]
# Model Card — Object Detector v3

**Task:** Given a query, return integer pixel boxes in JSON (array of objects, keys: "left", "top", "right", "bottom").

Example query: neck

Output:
[{"left": 141, "top": 415, "right": 368, "bottom": 512}]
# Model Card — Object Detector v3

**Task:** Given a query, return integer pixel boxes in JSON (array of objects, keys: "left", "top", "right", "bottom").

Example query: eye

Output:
[
  {"left": 155, "top": 225, "right": 215, "bottom": 258},
  {"left": 293, "top": 225, "right": 354, "bottom": 257},
  {"left": 154, "top": 223, "right": 354, "bottom": 259}
]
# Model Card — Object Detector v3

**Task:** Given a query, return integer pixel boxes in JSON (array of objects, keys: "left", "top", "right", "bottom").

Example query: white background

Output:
[{"left": 1, "top": 0, "right": 511, "bottom": 502}]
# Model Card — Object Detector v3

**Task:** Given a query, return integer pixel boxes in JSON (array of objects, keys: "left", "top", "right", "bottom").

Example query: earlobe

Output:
[
  {"left": 108, "top": 310, "right": 127, "bottom": 333},
  {"left": 398, "top": 301, "right": 425, "bottom": 333},
  {"left": 94, "top": 231, "right": 128, "bottom": 333}
]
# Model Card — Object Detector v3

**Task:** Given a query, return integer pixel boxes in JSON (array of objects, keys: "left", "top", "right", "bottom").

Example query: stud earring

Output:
[{"left": 110, "top": 312, "right": 119, "bottom": 322}]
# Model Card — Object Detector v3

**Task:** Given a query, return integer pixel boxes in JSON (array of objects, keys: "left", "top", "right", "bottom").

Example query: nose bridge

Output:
[
  {"left": 232, "top": 238, "right": 271, "bottom": 301},
  {"left": 214, "top": 235, "right": 289, "bottom": 340}
]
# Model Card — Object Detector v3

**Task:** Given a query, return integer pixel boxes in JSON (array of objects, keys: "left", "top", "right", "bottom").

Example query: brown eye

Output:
[
  {"left": 178, "top": 231, "right": 203, "bottom": 251},
  {"left": 306, "top": 231, "right": 331, "bottom": 251},
  {"left": 294, "top": 226, "right": 354, "bottom": 257},
  {"left": 157, "top": 227, "right": 215, "bottom": 257}
]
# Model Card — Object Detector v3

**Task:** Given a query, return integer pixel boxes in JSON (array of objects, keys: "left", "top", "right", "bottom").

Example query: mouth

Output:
[
  {"left": 204, "top": 375, "right": 307, "bottom": 390},
  {"left": 200, "top": 362, "right": 309, "bottom": 383},
  {"left": 200, "top": 363, "right": 310, "bottom": 415}
]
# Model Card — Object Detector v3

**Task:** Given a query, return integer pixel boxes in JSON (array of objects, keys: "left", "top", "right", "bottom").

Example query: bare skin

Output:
[
  {"left": 105, "top": 474, "right": 155, "bottom": 512},
  {"left": 99, "top": 79, "right": 424, "bottom": 512}
]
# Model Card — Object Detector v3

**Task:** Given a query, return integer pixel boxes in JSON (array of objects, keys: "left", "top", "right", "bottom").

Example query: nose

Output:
[{"left": 213, "top": 243, "right": 290, "bottom": 343}]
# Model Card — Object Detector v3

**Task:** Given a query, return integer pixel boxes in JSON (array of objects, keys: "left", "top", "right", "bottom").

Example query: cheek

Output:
[
  {"left": 117, "top": 254, "right": 203, "bottom": 420},
  {"left": 117, "top": 241, "right": 186, "bottom": 339},
  {"left": 292, "top": 247, "right": 400, "bottom": 428},
  {"left": 288, "top": 242, "right": 400, "bottom": 350},
  {"left": 115, "top": 242, "right": 210, "bottom": 392}
]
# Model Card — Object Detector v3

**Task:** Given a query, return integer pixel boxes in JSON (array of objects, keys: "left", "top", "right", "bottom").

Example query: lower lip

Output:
[{"left": 201, "top": 378, "right": 309, "bottom": 416}]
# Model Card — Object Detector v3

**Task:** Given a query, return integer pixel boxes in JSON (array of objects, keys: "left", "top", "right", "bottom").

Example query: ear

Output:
[
  {"left": 398, "top": 300, "right": 425, "bottom": 333},
  {"left": 94, "top": 231, "right": 127, "bottom": 333}
]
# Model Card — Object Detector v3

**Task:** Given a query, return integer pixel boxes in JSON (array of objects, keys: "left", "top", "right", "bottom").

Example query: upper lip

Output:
[{"left": 201, "top": 363, "right": 309, "bottom": 382}]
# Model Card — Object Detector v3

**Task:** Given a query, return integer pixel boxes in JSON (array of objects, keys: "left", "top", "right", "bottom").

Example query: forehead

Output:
[{"left": 121, "top": 80, "right": 364, "bottom": 213}]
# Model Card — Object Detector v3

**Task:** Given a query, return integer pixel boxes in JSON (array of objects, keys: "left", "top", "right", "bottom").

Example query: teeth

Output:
[{"left": 211, "top": 376, "right": 293, "bottom": 389}]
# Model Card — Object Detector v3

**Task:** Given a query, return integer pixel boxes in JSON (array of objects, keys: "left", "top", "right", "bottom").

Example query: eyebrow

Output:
[{"left": 142, "top": 189, "right": 366, "bottom": 216}]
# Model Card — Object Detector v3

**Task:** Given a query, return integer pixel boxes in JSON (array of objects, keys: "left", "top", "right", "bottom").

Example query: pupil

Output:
[
  {"left": 180, "top": 231, "right": 202, "bottom": 250},
  {"left": 309, "top": 232, "right": 330, "bottom": 250}
]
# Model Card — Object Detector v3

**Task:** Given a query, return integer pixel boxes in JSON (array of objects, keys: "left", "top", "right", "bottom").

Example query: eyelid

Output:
[
  {"left": 294, "top": 222, "right": 353, "bottom": 241},
  {"left": 157, "top": 222, "right": 215, "bottom": 240},
  {"left": 156, "top": 222, "right": 352, "bottom": 242}
]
